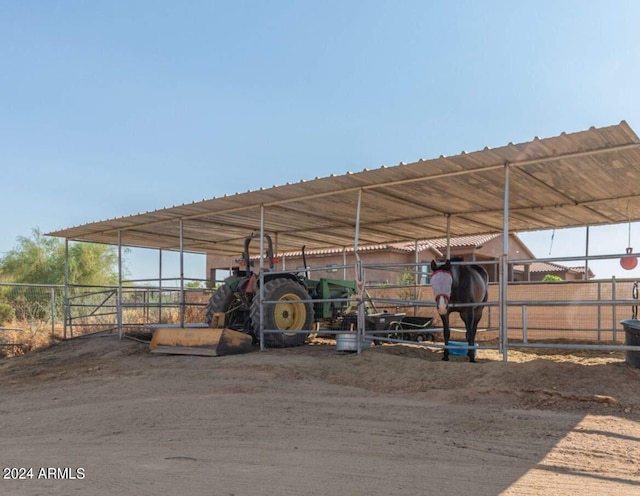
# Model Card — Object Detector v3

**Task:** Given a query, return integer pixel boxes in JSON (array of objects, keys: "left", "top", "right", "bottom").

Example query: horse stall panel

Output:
[
  {"left": 367, "top": 279, "right": 636, "bottom": 344},
  {"left": 493, "top": 280, "right": 635, "bottom": 343},
  {"left": 364, "top": 285, "right": 436, "bottom": 318}
]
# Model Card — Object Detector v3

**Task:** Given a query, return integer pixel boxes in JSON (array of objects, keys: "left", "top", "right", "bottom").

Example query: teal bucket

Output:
[{"left": 448, "top": 341, "right": 477, "bottom": 356}]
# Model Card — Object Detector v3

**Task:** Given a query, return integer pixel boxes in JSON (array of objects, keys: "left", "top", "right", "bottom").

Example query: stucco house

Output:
[
  {"left": 513, "top": 261, "right": 594, "bottom": 281},
  {"left": 206, "top": 233, "right": 592, "bottom": 284}
]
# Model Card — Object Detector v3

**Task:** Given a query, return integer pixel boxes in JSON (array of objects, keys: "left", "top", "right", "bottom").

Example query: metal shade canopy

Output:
[{"left": 48, "top": 121, "right": 640, "bottom": 256}]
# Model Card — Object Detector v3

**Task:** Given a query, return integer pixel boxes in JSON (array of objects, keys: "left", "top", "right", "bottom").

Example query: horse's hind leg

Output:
[
  {"left": 465, "top": 309, "right": 481, "bottom": 363},
  {"left": 465, "top": 328, "right": 476, "bottom": 362},
  {"left": 441, "top": 314, "right": 450, "bottom": 361}
]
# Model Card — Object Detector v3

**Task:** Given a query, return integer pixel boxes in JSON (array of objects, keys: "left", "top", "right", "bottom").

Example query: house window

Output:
[{"left": 422, "top": 264, "right": 432, "bottom": 285}]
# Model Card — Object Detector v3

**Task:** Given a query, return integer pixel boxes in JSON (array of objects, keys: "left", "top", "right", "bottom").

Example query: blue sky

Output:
[{"left": 2, "top": 1, "right": 640, "bottom": 281}]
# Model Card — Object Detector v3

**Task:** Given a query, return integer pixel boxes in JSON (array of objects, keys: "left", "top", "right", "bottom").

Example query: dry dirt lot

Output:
[{"left": 1, "top": 335, "right": 639, "bottom": 496}]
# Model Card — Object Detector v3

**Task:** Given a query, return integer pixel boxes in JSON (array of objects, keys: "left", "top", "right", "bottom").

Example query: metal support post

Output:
[
  {"left": 63, "top": 238, "right": 69, "bottom": 339},
  {"left": 414, "top": 240, "right": 419, "bottom": 316},
  {"left": 179, "top": 220, "right": 185, "bottom": 327},
  {"left": 500, "top": 162, "right": 510, "bottom": 362},
  {"left": 50, "top": 286, "right": 56, "bottom": 339},
  {"left": 445, "top": 215, "right": 451, "bottom": 260},
  {"left": 259, "top": 205, "right": 265, "bottom": 351},
  {"left": 612, "top": 276, "right": 617, "bottom": 341},
  {"left": 354, "top": 189, "right": 365, "bottom": 354},
  {"left": 159, "top": 248, "right": 163, "bottom": 324},
  {"left": 117, "top": 231, "right": 123, "bottom": 339},
  {"left": 585, "top": 226, "right": 590, "bottom": 281}
]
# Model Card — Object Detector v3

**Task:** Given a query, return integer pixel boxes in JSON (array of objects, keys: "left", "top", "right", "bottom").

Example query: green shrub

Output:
[{"left": 0, "top": 300, "right": 14, "bottom": 326}]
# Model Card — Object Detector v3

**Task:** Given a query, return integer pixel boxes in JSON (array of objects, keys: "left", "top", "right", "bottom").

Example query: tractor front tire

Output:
[
  {"left": 250, "top": 278, "right": 314, "bottom": 347},
  {"left": 205, "top": 284, "right": 235, "bottom": 325}
]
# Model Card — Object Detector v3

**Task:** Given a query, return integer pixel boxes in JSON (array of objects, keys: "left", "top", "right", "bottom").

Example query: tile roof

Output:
[
  {"left": 274, "top": 233, "right": 516, "bottom": 258},
  {"left": 277, "top": 241, "right": 441, "bottom": 258},
  {"left": 425, "top": 234, "right": 502, "bottom": 249},
  {"left": 513, "top": 262, "right": 594, "bottom": 277}
]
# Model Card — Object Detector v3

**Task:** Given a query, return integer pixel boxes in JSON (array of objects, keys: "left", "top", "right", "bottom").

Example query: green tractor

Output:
[{"left": 205, "top": 234, "right": 358, "bottom": 347}]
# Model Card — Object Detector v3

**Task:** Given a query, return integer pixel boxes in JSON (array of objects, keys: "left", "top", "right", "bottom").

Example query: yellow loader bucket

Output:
[{"left": 150, "top": 323, "right": 253, "bottom": 357}]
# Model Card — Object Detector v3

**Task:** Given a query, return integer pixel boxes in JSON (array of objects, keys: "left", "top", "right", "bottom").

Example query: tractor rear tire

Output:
[
  {"left": 250, "top": 278, "right": 314, "bottom": 348},
  {"left": 205, "top": 284, "right": 235, "bottom": 325}
]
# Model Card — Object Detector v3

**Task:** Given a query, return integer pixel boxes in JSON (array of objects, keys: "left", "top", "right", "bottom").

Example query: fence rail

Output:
[
  {"left": 1, "top": 272, "right": 639, "bottom": 357},
  {"left": 0, "top": 282, "right": 213, "bottom": 354}
]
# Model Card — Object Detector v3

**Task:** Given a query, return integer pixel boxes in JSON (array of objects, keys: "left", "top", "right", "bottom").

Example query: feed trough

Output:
[
  {"left": 620, "top": 319, "right": 640, "bottom": 368},
  {"left": 336, "top": 333, "right": 371, "bottom": 352}
]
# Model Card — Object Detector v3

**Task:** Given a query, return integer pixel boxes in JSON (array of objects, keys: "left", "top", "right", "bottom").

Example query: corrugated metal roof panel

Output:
[{"left": 47, "top": 122, "right": 640, "bottom": 256}]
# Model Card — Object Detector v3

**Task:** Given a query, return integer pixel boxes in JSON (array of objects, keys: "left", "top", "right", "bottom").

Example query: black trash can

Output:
[{"left": 620, "top": 319, "right": 640, "bottom": 368}]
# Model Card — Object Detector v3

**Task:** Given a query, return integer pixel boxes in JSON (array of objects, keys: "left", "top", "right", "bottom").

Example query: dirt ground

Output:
[{"left": 1, "top": 334, "right": 639, "bottom": 496}]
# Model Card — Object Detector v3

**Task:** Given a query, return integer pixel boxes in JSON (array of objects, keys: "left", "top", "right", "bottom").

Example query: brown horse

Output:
[{"left": 430, "top": 260, "right": 488, "bottom": 362}]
